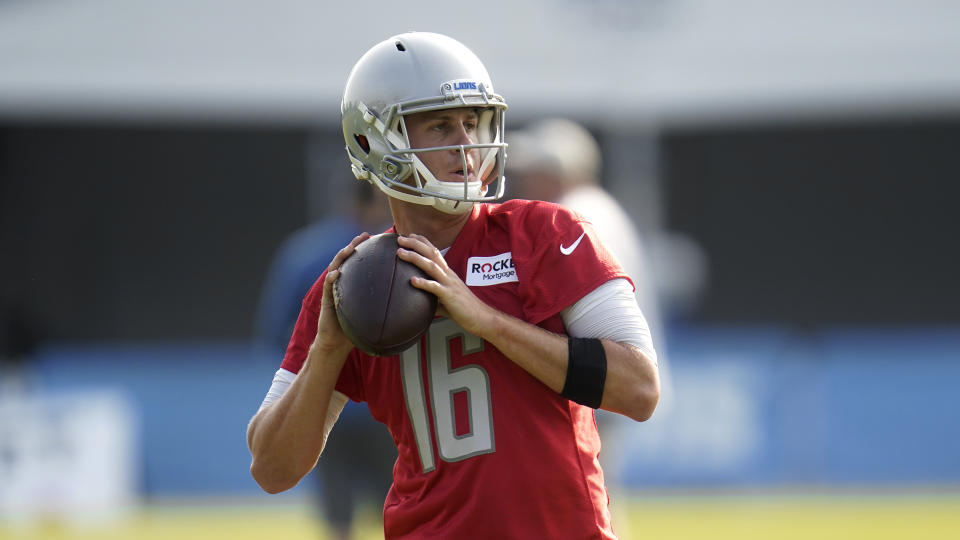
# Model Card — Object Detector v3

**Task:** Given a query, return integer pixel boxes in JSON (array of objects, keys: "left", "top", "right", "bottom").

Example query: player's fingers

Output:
[
  {"left": 320, "top": 269, "right": 339, "bottom": 303},
  {"left": 398, "top": 234, "right": 443, "bottom": 262},
  {"left": 397, "top": 244, "right": 455, "bottom": 283},
  {"left": 410, "top": 274, "right": 474, "bottom": 326},
  {"left": 396, "top": 246, "right": 443, "bottom": 278},
  {"left": 408, "top": 276, "right": 445, "bottom": 318},
  {"left": 324, "top": 268, "right": 339, "bottom": 287},
  {"left": 350, "top": 232, "right": 371, "bottom": 247},
  {"left": 409, "top": 275, "right": 455, "bottom": 304},
  {"left": 396, "top": 234, "right": 427, "bottom": 254},
  {"left": 328, "top": 233, "right": 371, "bottom": 271}
]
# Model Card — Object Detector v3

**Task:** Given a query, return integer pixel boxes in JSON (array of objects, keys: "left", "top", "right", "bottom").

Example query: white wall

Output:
[{"left": 1, "top": 0, "right": 959, "bottom": 126}]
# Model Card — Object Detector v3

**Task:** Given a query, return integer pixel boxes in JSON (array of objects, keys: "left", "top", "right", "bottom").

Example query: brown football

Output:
[{"left": 333, "top": 233, "right": 438, "bottom": 356}]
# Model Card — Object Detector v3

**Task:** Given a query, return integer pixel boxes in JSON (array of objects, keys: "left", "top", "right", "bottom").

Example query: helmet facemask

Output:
[
  {"left": 348, "top": 100, "right": 507, "bottom": 215},
  {"left": 399, "top": 105, "right": 506, "bottom": 214}
]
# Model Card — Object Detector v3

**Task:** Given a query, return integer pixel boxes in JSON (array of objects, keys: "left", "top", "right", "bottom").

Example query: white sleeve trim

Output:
[
  {"left": 258, "top": 368, "right": 297, "bottom": 412},
  {"left": 561, "top": 278, "right": 658, "bottom": 365},
  {"left": 324, "top": 391, "right": 349, "bottom": 438},
  {"left": 257, "top": 368, "right": 349, "bottom": 441}
]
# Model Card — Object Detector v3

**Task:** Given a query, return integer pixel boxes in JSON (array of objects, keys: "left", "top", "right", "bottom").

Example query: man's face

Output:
[{"left": 404, "top": 108, "right": 481, "bottom": 184}]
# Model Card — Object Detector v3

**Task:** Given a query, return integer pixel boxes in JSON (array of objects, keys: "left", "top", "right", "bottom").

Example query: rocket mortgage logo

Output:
[{"left": 466, "top": 252, "right": 517, "bottom": 286}]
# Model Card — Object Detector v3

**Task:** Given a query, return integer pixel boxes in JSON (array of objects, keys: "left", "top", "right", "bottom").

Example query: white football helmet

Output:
[{"left": 341, "top": 32, "right": 508, "bottom": 214}]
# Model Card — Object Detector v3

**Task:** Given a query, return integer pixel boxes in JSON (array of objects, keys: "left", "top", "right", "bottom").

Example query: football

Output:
[{"left": 333, "top": 233, "right": 438, "bottom": 356}]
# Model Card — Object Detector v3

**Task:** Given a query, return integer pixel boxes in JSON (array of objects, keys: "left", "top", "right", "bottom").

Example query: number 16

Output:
[{"left": 400, "top": 318, "right": 496, "bottom": 473}]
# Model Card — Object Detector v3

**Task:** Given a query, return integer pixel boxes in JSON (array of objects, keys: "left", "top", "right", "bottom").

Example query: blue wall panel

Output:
[
  {"left": 22, "top": 327, "right": 960, "bottom": 495},
  {"left": 30, "top": 343, "right": 282, "bottom": 496}
]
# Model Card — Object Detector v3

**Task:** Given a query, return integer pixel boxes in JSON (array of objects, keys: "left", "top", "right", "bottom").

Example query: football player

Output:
[{"left": 247, "top": 32, "right": 660, "bottom": 539}]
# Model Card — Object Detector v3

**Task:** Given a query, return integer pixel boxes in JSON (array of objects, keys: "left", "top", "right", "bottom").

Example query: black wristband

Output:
[{"left": 561, "top": 337, "right": 607, "bottom": 409}]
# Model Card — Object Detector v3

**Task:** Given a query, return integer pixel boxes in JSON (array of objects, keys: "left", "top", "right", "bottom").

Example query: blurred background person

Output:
[
  {"left": 254, "top": 173, "right": 395, "bottom": 540},
  {"left": 505, "top": 119, "right": 668, "bottom": 359},
  {"left": 505, "top": 118, "right": 673, "bottom": 535},
  {"left": 506, "top": 117, "right": 670, "bottom": 375}
]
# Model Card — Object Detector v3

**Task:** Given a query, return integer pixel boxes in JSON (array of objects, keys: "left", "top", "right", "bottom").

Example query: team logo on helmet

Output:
[{"left": 441, "top": 79, "right": 491, "bottom": 97}]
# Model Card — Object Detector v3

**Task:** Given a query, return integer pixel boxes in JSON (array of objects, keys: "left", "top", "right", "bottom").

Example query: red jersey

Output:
[{"left": 281, "top": 200, "right": 629, "bottom": 539}]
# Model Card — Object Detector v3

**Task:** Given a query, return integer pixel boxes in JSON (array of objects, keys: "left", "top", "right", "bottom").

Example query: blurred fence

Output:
[
  {"left": 4, "top": 326, "right": 957, "bottom": 500},
  {"left": 620, "top": 326, "right": 960, "bottom": 488}
]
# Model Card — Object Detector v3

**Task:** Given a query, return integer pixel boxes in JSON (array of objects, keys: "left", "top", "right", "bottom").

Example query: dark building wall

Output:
[
  {"left": 0, "top": 122, "right": 334, "bottom": 342},
  {"left": 663, "top": 116, "right": 960, "bottom": 326},
  {"left": 2, "top": 116, "right": 958, "bottom": 347}
]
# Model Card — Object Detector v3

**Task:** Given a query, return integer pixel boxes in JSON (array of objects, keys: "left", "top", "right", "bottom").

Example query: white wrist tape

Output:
[
  {"left": 258, "top": 368, "right": 296, "bottom": 412},
  {"left": 258, "top": 368, "right": 349, "bottom": 438}
]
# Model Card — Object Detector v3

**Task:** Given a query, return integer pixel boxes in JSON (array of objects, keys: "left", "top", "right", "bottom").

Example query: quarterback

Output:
[{"left": 247, "top": 32, "right": 660, "bottom": 539}]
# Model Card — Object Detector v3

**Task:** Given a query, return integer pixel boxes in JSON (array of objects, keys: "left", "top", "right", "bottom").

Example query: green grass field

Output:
[{"left": 3, "top": 492, "right": 958, "bottom": 540}]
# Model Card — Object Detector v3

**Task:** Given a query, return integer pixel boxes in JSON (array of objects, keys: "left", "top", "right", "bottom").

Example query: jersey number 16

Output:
[{"left": 400, "top": 318, "right": 495, "bottom": 473}]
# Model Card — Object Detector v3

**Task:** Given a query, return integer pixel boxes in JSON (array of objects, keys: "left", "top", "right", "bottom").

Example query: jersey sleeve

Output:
[
  {"left": 512, "top": 202, "right": 632, "bottom": 325},
  {"left": 278, "top": 270, "right": 366, "bottom": 403}
]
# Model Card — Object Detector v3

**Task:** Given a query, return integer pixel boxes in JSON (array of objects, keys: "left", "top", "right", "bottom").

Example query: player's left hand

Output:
[{"left": 396, "top": 234, "right": 496, "bottom": 337}]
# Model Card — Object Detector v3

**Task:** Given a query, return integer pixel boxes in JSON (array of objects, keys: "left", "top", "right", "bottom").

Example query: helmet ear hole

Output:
[{"left": 354, "top": 134, "right": 371, "bottom": 154}]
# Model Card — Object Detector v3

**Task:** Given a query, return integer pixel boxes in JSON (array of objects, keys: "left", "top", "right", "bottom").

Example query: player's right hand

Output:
[
  {"left": 397, "top": 233, "right": 497, "bottom": 338},
  {"left": 314, "top": 233, "right": 371, "bottom": 354}
]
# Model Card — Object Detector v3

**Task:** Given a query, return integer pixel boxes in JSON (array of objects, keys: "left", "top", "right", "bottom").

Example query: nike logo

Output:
[{"left": 560, "top": 232, "right": 586, "bottom": 255}]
